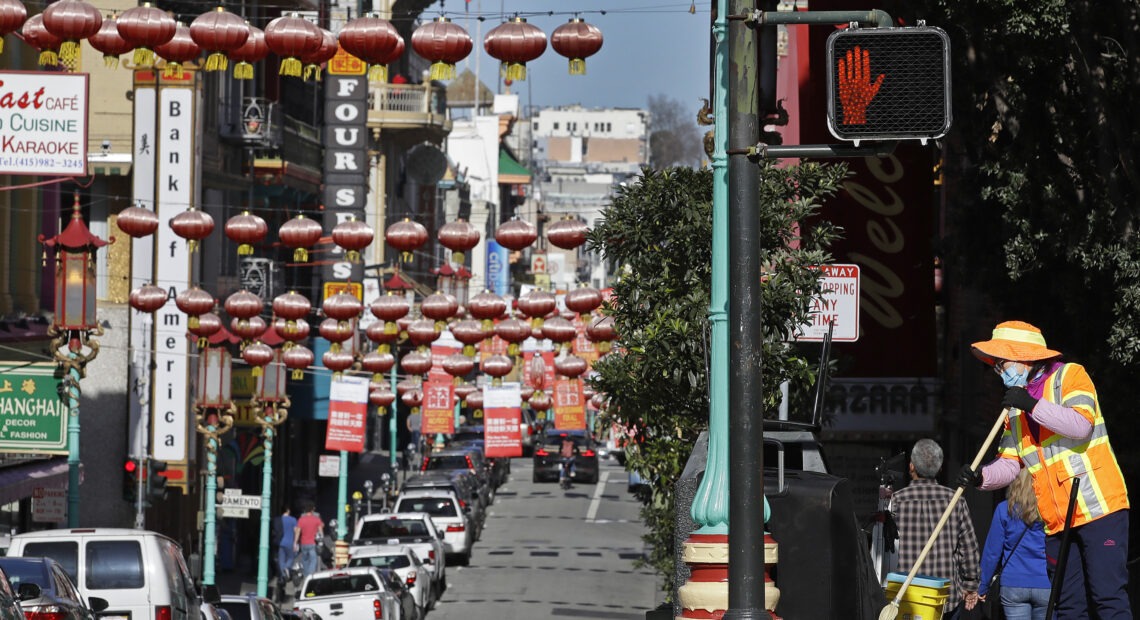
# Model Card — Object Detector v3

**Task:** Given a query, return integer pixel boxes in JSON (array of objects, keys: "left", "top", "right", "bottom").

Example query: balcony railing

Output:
[{"left": 367, "top": 83, "right": 451, "bottom": 132}]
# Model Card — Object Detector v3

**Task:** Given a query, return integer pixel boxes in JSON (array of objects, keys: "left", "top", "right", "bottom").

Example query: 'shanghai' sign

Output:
[{"left": 0, "top": 363, "right": 67, "bottom": 454}]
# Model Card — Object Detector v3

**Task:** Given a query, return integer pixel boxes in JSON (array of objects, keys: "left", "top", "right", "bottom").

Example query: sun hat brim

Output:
[{"left": 971, "top": 340, "right": 1062, "bottom": 366}]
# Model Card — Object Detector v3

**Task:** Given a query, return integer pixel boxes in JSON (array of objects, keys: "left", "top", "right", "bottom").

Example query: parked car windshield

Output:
[
  {"left": 395, "top": 497, "right": 458, "bottom": 517},
  {"left": 347, "top": 555, "right": 411, "bottom": 570},
  {"left": 425, "top": 455, "right": 469, "bottom": 470},
  {"left": 217, "top": 601, "right": 254, "bottom": 620},
  {"left": 357, "top": 518, "right": 429, "bottom": 541},
  {"left": 302, "top": 574, "right": 384, "bottom": 598}
]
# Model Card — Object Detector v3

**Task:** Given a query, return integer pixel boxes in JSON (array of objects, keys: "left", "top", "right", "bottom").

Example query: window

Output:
[
  {"left": 553, "top": 122, "right": 559, "bottom": 130},
  {"left": 348, "top": 555, "right": 411, "bottom": 570},
  {"left": 218, "top": 601, "right": 253, "bottom": 620},
  {"left": 85, "top": 540, "right": 144, "bottom": 590},
  {"left": 0, "top": 560, "right": 50, "bottom": 593},
  {"left": 22, "top": 542, "right": 79, "bottom": 585},
  {"left": 357, "top": 518, "right": 430, "bottom": 541},
  {"left": 607, "top": 123, "right": 612, "bottom": 132},
  {"left": 532, "top": 122, "right": 538, "bottom": 130},
  {"left": 303, "top": 574, "right": 383, "bottom": 597},
  {"left": 395, "top": 498, "right": 458, "bottom": 517}
]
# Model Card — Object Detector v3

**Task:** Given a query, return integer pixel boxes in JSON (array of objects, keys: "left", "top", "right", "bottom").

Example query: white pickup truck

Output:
[
  {"left": 350, "top": 512, "right": 448, "bottom": 595},
  {"left": 294, "top": 567, "right": 403, "bottom": 620}
]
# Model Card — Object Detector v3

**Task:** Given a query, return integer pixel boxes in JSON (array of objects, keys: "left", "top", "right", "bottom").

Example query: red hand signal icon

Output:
[{"left": 837, "top": 45, "right": 885, "bottom": 125}]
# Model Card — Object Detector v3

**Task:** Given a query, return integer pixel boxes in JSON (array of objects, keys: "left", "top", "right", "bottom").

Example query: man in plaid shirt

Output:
[{"left": 891, "top": 439, "right": 981, "bottom": 619}]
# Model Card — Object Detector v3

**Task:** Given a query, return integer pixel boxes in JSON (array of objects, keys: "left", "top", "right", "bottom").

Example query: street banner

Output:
[
  {"left": 325, "top": 375, "right": 368, "bottom": 452},
  {"left": 478, "top": 335, "right": 508, "bottom": 361},
  {"left": 483, "top": 384, "right": 522, "bottom": 457},
  {"left": 487, "top": 240, "right": 510, "bottom": 296},
  {"left": 553, "top": 379, "right": 587, "bottom": 430},
  {"left": 430, "top": 330, "right": 461, "bottom": 384},
  {"left": 572, "top": 317, "right": 600, "bottom": 365},
  {"left": 0, "top": 363, "right": 67, "bottom": 454},
  {"left": 0, "top": 71, "right": 88, "bottom": 176},
  {"left": 422, "top": 380, "right": 455, "bottom": 435}
]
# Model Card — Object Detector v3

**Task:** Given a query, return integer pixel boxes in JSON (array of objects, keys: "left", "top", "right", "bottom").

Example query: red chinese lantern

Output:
[
  {"left": 451, "top": 320, "right": 486, "bottom": 357},
  {"left": 466, "top": 389, "right": 484, "bottom": 411},
  {"left": 455, "top": 383, "right": 478, "bottom": 404},
  {"left": 322, "top": 291, "right": 363, "bottom": 327},
  {"left": 407, "top": 319, "right": 439, "bottom": 348},
  {"left": 400, "top": 351, "right": 433, "bottom": 376},
  {"left": 274, "top": 317, "right": 310, "bottom": 344},
  {"left": 520, "top": 385, "right": 534, "bottom": 402},
  {"left": 116, "top": 205, "right": 159, "bottom": 238},
  {"left": 443, "top": 353, "right": 474, "bottom": 379},
  {"left": 587, "top": 315, "right": 616, "bottom": 352},
  {"left": 547, "top": 216, "right": 589, "bottom": 250},
  {"left": 300, "top": 28, "right": 337, "bottom": 81},
  {"left": 396, "top": 379, "right": 421, "bottom": 397},
  {"left": 321, "top": 349, "right": 355, "bottom": 379},
  {"left": 543, "top": 316, "right": 577, "bottom": 347},
  {"left": 263, "top": 12, "right": 321, "bottom": 78},
  {"left": 361, "top": 351, "right": 395, "bottom": 382},
  {"left": 438, "top": 219, "right": 480, "bottom": 266},
  {"left": 364, "top": 323, "right": 397, "bottom": 353},
  {"left": 369, "top": 293, "right": 410, "bottom": 334},
  {"left": 229, "top": 23, "right": 267, "bottom": 79},
  {"left": 467, "top": 291, "right": 506, "bottom": 329},
  {"left": 318, "top": 318, "right": 354, "bottom": 351},
  {"left": 386, "top": 218, "right": 428, "bottom": 263},
  {"left": 272, "top": 291, "right": 310, "bottom": 328},
  {"left": 565, "top": 286, "right": 603, "bottom": 315},
  {"left": 154, "top": 22, "right": 199, "bottom": 79},
  {"left": 22, "top": 14, "right": 62, "bottom": 67},
  {"left": 494, "top": 318, "right": 531, "bottom": 356},
  {"left": 224, "top": 211, "right": 267, "bottom": 256},
  {"left": 88, "top": 14, "right": 133, "bottom": 68},
  {"left": 518, "top": 290, "right": 557, "bottom": 327},
  {"left": 529, "top": 390, "right": 552, "bottom": 412},
  {"left": 241, "top": 342, "right": 274, "bottom": 376},
  {"left": 0, "top": 0, "right": 28, "bottom": 55},
  {"left": 190, "top": 6, "right": 248, "bottom": 72},
  {"left": 331, "top": 216, "right": 374, "bottom": 263},
  {"left": 528, "top": 353, "right": 547, "bottom": 390},
  {"left": 338, "top": 13, "right": 403, "bottom": 83},
  {"left": 481, "top": 354, "right": 513, "bottom": 381},
  {"left": 117, "top": 2, "right": 176, "bottom": 68},
  {"left": 421, "top": 292, "right": 458, "bottom": 329},
  {"left": 555, "top": 354, "right": 588, "bottom": 378},
  {"left": 411, "top": 16, "right": 472, "bottom": 81},
  {"left": 175, "top": 287, "right": 215, "bottom": 328},
  {"left": 188, "top": 312, "right": 222, "bottom": 348},
  {"left": 225, "top": 290, "right": 263, "bottom": 329},
  {"left": 279, "top": 214, "right": 323, "bottom": 263},
  {"left": 169, "top": 207, "right": 214, "bottom": 252},
  {"left": 551, "top": 17, "right": 603, "bottom": 75},
  {"left": 484, "top": 16, "right": 546, "bottom": 82},
  {"left": 129, "top": 283, "right": 167, "bottom": 313},
  {"left": 494, "top": 218, "right": 537, "bottom": 251},
  {"left": 282, "top": 344, "right": 313, "bottom": 379},
  {"left": 230, "top": 315, "right": 267, "bottom": 343},
  {"left": 370, "top": 389, "right": 396, "bottom": 408},
  {"left": 402, "top": 389, "right": 423, "bottom": 410},
  {"left": 42, "top": 0, "right": 102, "bottom": 65}
]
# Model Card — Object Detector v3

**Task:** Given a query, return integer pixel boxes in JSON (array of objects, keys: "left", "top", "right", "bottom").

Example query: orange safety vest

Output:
[{"left": 997, "top": 363, "right": 1129, "bottom": 534}]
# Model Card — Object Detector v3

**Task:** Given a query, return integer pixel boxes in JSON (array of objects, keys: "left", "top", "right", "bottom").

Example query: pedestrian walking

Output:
[
  {"left": 892, "top": 439, "right": 981, "bottom": 620},
  {"left": 961, "top": 321, "right": 1131, "bottom": 619},
  {"left": 295, "top": 501, "right": 325, "bottom": 578},
  {"left": 978, "top": 468, "right": 1050, "bottom": 620},
  {"left": 273, "top": 505, "right": 298, "bottom": 586},
  {"left": 406, "top": 409, "right": 422, "bottom": 455}
]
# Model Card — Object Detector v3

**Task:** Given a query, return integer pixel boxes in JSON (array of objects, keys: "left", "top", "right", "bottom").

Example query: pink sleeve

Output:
[
  {"left": 978, "top": 457, "right": 1019, "bottom": 491},
  {"left": 1029, "top": 399, "right": 1093, "bottom": 439}
]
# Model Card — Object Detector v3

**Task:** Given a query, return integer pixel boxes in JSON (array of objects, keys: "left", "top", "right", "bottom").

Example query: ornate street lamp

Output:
[
  {"left": 38, "top": 194, "right": 113, "bottom": 527},
  {"left": 252, "top": 351, "right": 289, "bottom": 598},
  {"left": 194, "top": 347, "right": 235, "bottom": 596}
]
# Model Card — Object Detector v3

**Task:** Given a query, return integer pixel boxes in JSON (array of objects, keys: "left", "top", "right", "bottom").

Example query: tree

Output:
[
  {"left": 586, "top": 161, "right": 846, "bottom": 595},
  {"left": 647, "top": 94, "right": 705, "bottom": 169}
]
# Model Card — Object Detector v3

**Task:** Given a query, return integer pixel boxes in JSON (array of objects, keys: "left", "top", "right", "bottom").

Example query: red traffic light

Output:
[{"left": 124, "top": 459, "right": 138, "bottom": 474}]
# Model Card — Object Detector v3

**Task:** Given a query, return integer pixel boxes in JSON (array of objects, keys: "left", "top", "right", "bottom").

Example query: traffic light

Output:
[
  {"left": 146, "top": 458, "right": 169, "bottom": 504},
  {"left": 123, "top": 458, "right": 139, "bottom": 503},
  {"left": 826, "top": 26, "right": 952, "bottom": 142}
]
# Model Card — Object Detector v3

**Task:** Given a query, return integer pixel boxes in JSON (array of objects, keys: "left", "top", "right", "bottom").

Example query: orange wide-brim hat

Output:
[{"left": 971, "top": 320, "right": 1062, "bottom": 366}]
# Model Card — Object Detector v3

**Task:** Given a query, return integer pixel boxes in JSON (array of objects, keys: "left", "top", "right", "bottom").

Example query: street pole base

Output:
[{"left": 723, "top": 609, "right": 771, "bottom": 619}]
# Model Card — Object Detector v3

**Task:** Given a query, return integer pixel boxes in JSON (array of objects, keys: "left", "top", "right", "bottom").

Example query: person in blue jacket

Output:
[{"left": 979, "top": 468, "right": 1052, "bottom": 620}]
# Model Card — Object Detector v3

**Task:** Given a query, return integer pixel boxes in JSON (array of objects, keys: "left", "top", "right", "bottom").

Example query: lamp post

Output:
[
  {"left": 195, "top": 346, "right": 236, "bottom": 595},
  {"left": 252, "top": 352, "right": 289, "bottom": 598},
  {"left": 38, "top": 194, "right": 113, "bottom": 528}
]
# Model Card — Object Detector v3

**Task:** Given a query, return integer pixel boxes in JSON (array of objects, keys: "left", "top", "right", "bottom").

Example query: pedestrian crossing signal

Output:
[{"left": 826, "top": 26, "right": 952, "bottom": 142}]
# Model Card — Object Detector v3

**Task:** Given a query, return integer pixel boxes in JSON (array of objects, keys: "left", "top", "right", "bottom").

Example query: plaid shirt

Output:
[{"left": 890, "top": 478, "right": 980, "bottom": 612}]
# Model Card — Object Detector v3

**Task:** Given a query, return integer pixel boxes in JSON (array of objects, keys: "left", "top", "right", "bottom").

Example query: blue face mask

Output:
[{"left": 1000, "top": 365, "right": 1030, "bottom": 388}]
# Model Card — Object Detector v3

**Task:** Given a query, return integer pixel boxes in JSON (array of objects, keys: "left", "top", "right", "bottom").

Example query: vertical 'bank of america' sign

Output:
[{"left": 323, "top": 48, "right": 368, "bottom": 284}]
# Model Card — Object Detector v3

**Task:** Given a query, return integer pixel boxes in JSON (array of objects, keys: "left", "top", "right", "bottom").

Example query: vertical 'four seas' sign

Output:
[
  {"left": 323, "top": 48, "right": 368, "bottom": 285},
  {"left": 0, "top": 72, "right": 88, "bottom": 176}
]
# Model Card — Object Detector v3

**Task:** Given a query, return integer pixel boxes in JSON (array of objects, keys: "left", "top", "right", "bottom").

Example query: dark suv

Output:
[{"left": 422, "top": 447, "right": 493, "bottom": 505}]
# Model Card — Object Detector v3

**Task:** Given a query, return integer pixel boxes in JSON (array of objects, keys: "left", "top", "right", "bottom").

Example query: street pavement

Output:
[{"left": 429, "top": 456, "right": 661, "bottom": 620}]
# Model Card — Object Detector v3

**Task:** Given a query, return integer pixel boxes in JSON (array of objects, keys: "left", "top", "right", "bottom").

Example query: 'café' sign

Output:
[{"left": 0, "top": 71, "right": 88, "bottom": 176}]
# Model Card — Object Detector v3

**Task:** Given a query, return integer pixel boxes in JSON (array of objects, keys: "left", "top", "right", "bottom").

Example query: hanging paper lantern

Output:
[
  {"left": 300, "top": 28, "right": 337, "bottom": 81},
  {"left": 169, "top": 207, "right": 214, "bottom": 252},
  {"left": 318, "top": 317, "right": 354, "bottom": 352},
  {"left": 263, "top": 12, "right": 322, "bottom": 78},
  {"left": 551, "top": 17, "right": 603, "bottom": 75},
  {"left": 188, "top": 312, "right": 222, "bottom": 348},
  {"left": 400, "top": 351, "right": 433, "bottom": 376},
  {"left": 129, "top": 283, "right": 167, "bottom": 314},
  {"left": 371, "top": 389, "right": 396, "bottom": 408},
  {"left": 154, "top": 22, "right": 199, "bottom": 78},
  {"left": 587, "top": 315, "right": 616, "bottom": 352},
  {"left": 279, "top": 214, "right": 323, "bottom": 263},
  {"left": 0, "top": 0, "right": 28, "bottom": 55},
  {"left": 116, "top": 205, "right": 159, "bottom": 238},
  {"left": 322, "top": 349, "right": 355, "bottom": 379},
  {"left": 555, "top": 354, "right": 588, "bottom": 378},
  {"left": 117, "top": 2, "right": 175, "bottom": 68},
  {"left": 467, "top": 291, "right": 506, "bottom": 330},
  {"left": 396, "top": 379, "right": 420, "bottom": 396},
  {"left": 230, "top": 315, "right": 267, "bottom": 343},
  {"left": 484, "top": 16, "right": 546, "bottom": 82},
  {"left": 88, "top": 14, "right": 134, "bottom": 68},
  {"left": 364, "top": 323, "right": 398, "bottom": 353},
  {"left": 282, "top": 344, "right": 313, "bottom": 379},
  {"left": 529, "top": 390, "right": 552, "bottom": 412},
  {"left": 361, "top": 351, "right": 396, "bottom": 382},
  {"left": 272, "top": 291, "right": 310, "bottom": 328},
  {"left": 451, "top": 320, "right": 486, "bottom": 357},
  {"left": 494, "top": 318, "right": 531, "bottom": 356},
  {"left": 22, "top": 14, "right": 63, "bottom": 67},
  {"left": 543, "top": 316, "right": 577, "bottom": 348},
  {"left": 547, "top": 216, "right": 589, "bottom": 250},
  {"left": 455, "top": 383, "right": 478, "bottom": 405},
  {"left": 339, "top": 13, "right": 403, "bottom": 83},
  {"left": 386, "top": 218, "right": 428, "bottom": 263},
  {"left": 229, "top": 23, "right": 267, "bottom": 79},
  {"left": 241, "top": 342, "right": 274, "bottom": 376},
  {"left": 407, "top": 319, "right": 440, "bottom": 348},
  {"left": 466, "top": 389, "right": 484, "bottom": 411},
  {"left": 274, "top": 317, "right": 310, "bottom": 344},
  {"left": 481, "top": 354, "right": 513, "bottom": 380},
  {"left": 322, "top": 290, "right": 363, "bottom": 327},
  {"left": 401, "top": 389, "right": 423, "bottom": 411},
  {"left": 370, "top": 292, "right": 411, "bottom": 334},
  {"left": 443, "top": 353, "right": 474, "bottom": 379},
  {"left": 175, "top": 287, "right": 215, "bottom": 328},
  {"left": 189, "top": 6, "right": 248, "bottom": 72},
  {"left": 42, "top": 0, "right": 102, "bottom": 65},
  {"left": 224, "top": 290, "right": 263, "bottom": 330},
  {"left": 224, "top": 211, "right": 268, "bottom": 256},
  {"left": 331, "top": 216, "right": 373, "bottom": 263},
  {"left": 421, "top": 292, "right": 458, "bottom": 330},
  {"left": 565, "top": 286, "right": 603, "bottom": 315},
  {"left": 494, "top": 218, "right": 538, "bottom": 251},
  {"left": 438, "top": 219, "right": 481, "bottom": 266},
  {"left": 518, "top": 290, "right": 557, "bottom": 328},
  {"left": 411, "top": 16, "right": 472, "bottom": 81}
]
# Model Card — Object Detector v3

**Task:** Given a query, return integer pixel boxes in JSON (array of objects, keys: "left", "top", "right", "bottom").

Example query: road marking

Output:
[{"left": 585, "top": 470, "right": 610, "bottom": 522}]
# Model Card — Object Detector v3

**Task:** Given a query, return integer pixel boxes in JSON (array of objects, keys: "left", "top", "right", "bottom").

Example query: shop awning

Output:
[
  {"left": 498, "top": 148, "right": 531, "bottom": 185},
  {"left": 0, "top": 459, "right": 73, "bottom": 507}
]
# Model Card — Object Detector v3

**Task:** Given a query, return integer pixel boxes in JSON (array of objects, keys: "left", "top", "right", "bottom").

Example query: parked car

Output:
[
  {"left": 519, "top": 408, "right": 539, "bottom": 456},
  {"left": 351, "top": 513, "right": 446, "bottom": 595},
  {"left": 401, "top": 471, "right": 485, "bottom": 533},
  {"left": 421, "top": 448, "right": 493, "bottom": 505},
  {"left": 347, "top": 545, "right": 433, "bottom": 615},
  {"left": 446, "top": 431, "right": 510, "bottom": 489},
  {"left": 295, "top": 568, "right": 403, "bottom": 620},
  {"left": 7, "top": 528, "right": 202, "bottom": 620},
  {"left": 0, "top": 556, "right": 108, "bottom": 619},
  {"left": 0, "top": 565, "right": 32, "bottom": 620},
  {"left": 375, "top": 569, "right": 419, "bottom": 620},
  {"left": 201, "top": 601, "right": 231, "bottom": 620},
  {"left": 533, "top": 429, "right": 600, "bottom": 483},
  {"left": 281, "top": 609, "right": 321, "bottom": 620},
  {"left": 393, "top": 488, "right": 475, "bottom": 565},
  {"left": 216, "top": 593, "right": 285, "bottom": 620}
]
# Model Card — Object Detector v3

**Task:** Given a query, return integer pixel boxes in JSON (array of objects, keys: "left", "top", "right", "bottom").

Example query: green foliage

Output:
[{"left": 585, "top": 162, "right": 846, "bottom": 594}]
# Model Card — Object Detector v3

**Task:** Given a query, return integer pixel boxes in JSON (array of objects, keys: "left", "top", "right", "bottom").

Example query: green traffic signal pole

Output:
[{"left": 65, "top": 362, "right": 82, "bottom": 528}]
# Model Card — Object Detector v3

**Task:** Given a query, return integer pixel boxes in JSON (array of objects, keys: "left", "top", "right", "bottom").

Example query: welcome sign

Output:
[{"left": 0, "top": 71, "right": 88, "bottom": 176}]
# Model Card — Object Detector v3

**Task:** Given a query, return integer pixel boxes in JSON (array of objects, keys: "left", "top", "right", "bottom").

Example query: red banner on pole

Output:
[
  {"left": 422, "top": 380, "right": 455, "bottom": 435},
  {"left": 483, "top": 384, "right": 522, "bottom": 457},
  {"left": 325, "top": 376, "right": 369, "bottom": 452},
  {"left": 572, "top": 318, "right": 599, "bottom": 365},
  {"left": 429, "top": 330, "right": 461, "bottom": 384},
  {"left": 553, "top": 379, "right": 586, "bottom": 430}
]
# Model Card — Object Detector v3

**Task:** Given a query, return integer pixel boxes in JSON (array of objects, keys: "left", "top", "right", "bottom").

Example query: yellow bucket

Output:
[{"left": 884, "top": 573, "right": 950, "bottom": 620}]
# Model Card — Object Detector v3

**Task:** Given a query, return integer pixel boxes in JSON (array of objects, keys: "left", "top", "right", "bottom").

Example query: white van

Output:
[{"left": 6, "top": 528, "right": 202, "bottom": 620}]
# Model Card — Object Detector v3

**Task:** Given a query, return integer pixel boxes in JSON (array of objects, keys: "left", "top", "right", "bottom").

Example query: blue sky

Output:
[{"left": 436, "top": 1, "right": 711, "bottom": 113}]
